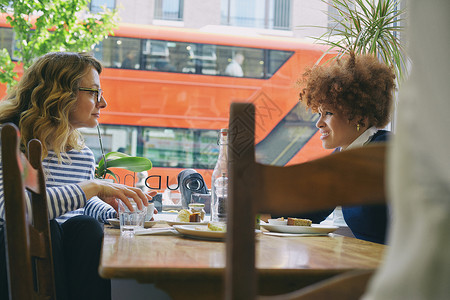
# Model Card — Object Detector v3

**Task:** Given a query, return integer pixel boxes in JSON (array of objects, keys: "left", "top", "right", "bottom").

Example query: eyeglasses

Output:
[{"left": 78, "top": 87, "right": 104, "bottom": 103}]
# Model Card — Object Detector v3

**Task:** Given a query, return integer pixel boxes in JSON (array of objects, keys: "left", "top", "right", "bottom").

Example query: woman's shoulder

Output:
[
  {"left": 69, "top": 147, "right": 96, "bottom": 162},
  {"left": 45, "top": 146, "right": 95, "bottom": 164},
  {"left": 370, "top": 130, "right": 392, "bottom": 142}
]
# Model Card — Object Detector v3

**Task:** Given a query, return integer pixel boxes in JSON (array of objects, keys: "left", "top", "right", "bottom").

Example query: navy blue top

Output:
[{"left": 277, "top": 130, "right": 391, "bottom": 244}]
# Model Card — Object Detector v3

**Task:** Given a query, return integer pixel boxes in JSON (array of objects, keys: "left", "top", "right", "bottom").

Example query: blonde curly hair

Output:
[
  {"left": 299, "top": 52, "right": 396, "bottom": 128},
  {"left": 0, "top": 52, "right": 102, "bottom": 160}
]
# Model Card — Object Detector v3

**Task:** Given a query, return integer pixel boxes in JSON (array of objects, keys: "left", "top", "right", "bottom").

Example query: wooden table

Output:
[{"left": 99, "top": 223, "right": 385, "bottom": 299}]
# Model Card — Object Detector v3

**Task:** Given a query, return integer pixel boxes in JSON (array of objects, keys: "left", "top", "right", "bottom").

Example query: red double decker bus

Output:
[{"left": 0, "top": 20, "right": 332, "bottom": 192}]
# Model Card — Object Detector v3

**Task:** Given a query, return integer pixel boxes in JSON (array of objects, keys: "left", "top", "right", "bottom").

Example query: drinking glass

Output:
[
  {"left": 191, "top": 193, "right": 211, "bottom": 214},
  {"left": 118, "top": 199, "right": 147, "bottom": 236}
]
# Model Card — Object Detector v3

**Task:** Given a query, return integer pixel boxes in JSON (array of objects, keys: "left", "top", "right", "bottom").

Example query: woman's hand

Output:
[{"left": 78, "top": 179, "right": 157, "bottom": 212}]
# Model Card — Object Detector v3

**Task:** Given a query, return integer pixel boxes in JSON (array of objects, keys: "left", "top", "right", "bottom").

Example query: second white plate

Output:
[
  {"left": 166, "top": 220, "right": 208, "bottom": 226},
  {"left": 260, "top": 223, "right": 338, "bottom": 234},
  {"left": 173, "top": 225, "right": 225, "bottom": 240}
]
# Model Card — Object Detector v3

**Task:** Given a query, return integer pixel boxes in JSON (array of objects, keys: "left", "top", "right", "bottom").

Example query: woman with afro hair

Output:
[{"left": 297, "top": 52, "right": 396, "bottom": 244}]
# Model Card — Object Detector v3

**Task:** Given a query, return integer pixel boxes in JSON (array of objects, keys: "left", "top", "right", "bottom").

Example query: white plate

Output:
[
  {"left": 260, "top": 223, "right": 338, "bottom": 234},
  {"left": 173, "top": 225, "right": 225, "bottom": 240},
  {"left": 106, "top": 218, "right": 157, "bottom": 229},
  {"left": 166, "top": 220, "right": 209, "bottom": 226}
]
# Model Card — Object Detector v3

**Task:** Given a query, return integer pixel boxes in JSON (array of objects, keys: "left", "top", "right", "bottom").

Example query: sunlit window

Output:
[
  {"left": 221, "top": 0, "right": 291, "bottom": 30},
  {"left": 90, "top": 0, "right": 116, "bottom": 13},
  {"left": 154, "top": 0, "right": 184, "bottom": 21}
]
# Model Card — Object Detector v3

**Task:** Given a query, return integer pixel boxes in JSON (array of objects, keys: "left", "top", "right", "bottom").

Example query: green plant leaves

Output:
[
  {"left": 308, "top": 0, "right": 408, "bottom": 82},
  {"left": 0, "top": 0, "right": 119, "bottom": 89},
  {"left": 95, "top": 151, "right": 152, "bottom": 179}
]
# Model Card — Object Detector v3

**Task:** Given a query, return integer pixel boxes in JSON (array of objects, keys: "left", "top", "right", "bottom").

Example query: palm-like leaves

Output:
[{"left": 311, "top": 0, "right": 408, "bottom": 82}]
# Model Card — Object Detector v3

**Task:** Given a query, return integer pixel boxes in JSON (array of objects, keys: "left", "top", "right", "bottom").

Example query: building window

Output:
[
  {"left": 154, "top": 0, "right": 184, "bottom": 21},
  {"left": 90, "top": 0, "right": 116, "bottom": 13},
  {"left": 221, "top": 0, "right": 291, "bottom": 30},
  {"left": 327, "top": 1, "right": 355, "bottom": 32}
]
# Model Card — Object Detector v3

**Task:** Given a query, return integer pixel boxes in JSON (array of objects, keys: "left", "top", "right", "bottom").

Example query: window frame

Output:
[{"left": 154, "top": 0, "right": 184, "bottom": 21}]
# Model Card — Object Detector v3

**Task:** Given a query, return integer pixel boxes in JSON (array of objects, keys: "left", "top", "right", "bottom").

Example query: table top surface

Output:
[{"left": 99, "top": 217, "right": 385, "bottom": 281}]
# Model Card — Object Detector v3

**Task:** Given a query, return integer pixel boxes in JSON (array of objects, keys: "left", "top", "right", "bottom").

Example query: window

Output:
[
  {"left": 93, "top": 37, "right": 141, "bottom": 69},
  {"left": 327, "top": 1, "right": 355, "bottom": 32},
  {"left": 92, "top": 36, "right": 293, "bottom": 79},
  {"left": 0, "top": 27, "right": 14, "bottom": 58},
  {"left": 80, "top": 125, "right": 220, "bottom": 170},
  {"left": 221, "top": 0, "right": 291, "bottom": 30},
  {"left": 90, "top": 0, "right": 115, "bottom": 13},
  {"left": 154, "top": 0, "right": 184, "bottom": 21}
]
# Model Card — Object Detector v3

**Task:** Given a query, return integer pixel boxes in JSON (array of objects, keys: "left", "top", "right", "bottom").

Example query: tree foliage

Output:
[{"left": 0, "top": 0, "right": 119, "bottom": 89}]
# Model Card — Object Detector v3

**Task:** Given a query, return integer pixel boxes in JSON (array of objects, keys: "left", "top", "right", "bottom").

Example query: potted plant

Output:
[
  {"left": 94, "top": 126, "right": 152, "bottom": 181},
  {"left": 308, "top": 0, "right": 408, "bottom": 82}
]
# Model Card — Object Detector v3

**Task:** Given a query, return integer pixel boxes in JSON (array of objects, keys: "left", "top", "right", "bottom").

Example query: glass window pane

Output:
[
  {"left": 92, "top": 35, "right": 293, "bottom": 79},
  {"left": 154, "top": 0, "right": 184, "bottom": 21},
  {"left": 271, "top": 0, "right": 291, "bottom": 30},
  {"left": 90, "top": 0, "right": 115, "bottom": 13},
  {"left": 221, "top": 0, "right": 291, "bottom": 30},
  {"left": 81, "top": 125, "right": 219, "bottom": 171},
  {"left": 0, "top": 27, "right": 14, "bottom": 59},
  {"left": 143, "top": 128, "right": 218, "bottom": 169},
  {"left": 267, "top": 49, "right": 294, "bottom": 77},
  {"left": 79, "top": 125, "right": 137, "bottom": 161},
  {"left": 142, "top": 40, "right": 173, "bottom": 71},
  {"left": 93, "top": 36, "right": 141, "bottom": 69}
]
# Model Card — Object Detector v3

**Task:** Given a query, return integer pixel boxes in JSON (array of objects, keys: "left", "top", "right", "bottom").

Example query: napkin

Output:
[{"left": 134, "top": 227, "right": 179, "bottom": 236}]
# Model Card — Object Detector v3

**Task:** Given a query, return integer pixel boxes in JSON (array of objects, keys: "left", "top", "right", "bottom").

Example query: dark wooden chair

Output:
[
  {"left": 1, "top": 123, "right": 56, "bottom": 300},
  {"left": 225, "top": 102, "right": 386, "bottom": 300}
]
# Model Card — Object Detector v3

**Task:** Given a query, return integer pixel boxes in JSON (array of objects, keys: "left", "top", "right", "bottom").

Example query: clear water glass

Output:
[{"left": 119, "top": 199, "right": 147, "bottom": 236}]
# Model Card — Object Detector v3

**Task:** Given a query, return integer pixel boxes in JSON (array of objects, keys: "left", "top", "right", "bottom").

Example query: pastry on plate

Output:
[{"left": 287, "top": 217, "right": 312, "bottom": 226}]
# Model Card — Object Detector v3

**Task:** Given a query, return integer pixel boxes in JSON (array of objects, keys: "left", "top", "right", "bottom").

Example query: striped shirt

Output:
[{"left": 0, "top": 146, "right": 117, "bottom": 224}]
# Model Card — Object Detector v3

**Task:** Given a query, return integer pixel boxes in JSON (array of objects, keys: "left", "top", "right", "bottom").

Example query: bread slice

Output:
[
  {"left": 287, "top": 217, "right": 312, "bottom": 226},
  {"left": 176, "top": 209, "right": 191, "bottom": 222}
]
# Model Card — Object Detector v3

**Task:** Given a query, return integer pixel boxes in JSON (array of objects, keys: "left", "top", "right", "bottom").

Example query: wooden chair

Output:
[
  {"left": 1, "top": 123, "right": 56, "bottom": 300},
  {"left": 225, "top": 102, "right": 386, "bottom": 300}
]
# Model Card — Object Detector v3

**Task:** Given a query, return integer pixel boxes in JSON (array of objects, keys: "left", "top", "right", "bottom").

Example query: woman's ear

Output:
[{"left": 355, "top": 116, "right": 370, "bottom": 128}]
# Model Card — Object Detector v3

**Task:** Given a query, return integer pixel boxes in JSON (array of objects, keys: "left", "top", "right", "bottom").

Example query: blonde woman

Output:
[{"left": 0, "top": 52, "right": 152, "bottom": 300}]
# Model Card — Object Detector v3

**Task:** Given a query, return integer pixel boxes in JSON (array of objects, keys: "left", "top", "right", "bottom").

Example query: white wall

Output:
[
  {"left": 117, "top": 0, "right": 155, "bottom": 25},
  {"left": 114, "top": 0, "right": 329, "bottom": 40}
]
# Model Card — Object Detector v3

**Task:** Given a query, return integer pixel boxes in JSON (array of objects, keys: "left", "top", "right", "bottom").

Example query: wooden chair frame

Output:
[
  {"left": 225, "top": 102, "right": 386, "bottom": 299},
  {"left": 1, "top": 123, "right": 56, "bottom": 300}
]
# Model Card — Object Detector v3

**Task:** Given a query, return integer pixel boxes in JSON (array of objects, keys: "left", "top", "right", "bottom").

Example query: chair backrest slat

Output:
[{"left": 1, "top": 123, "right": 56, "bottom": 300}]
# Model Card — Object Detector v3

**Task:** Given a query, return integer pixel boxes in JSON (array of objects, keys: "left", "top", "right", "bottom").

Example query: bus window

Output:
[
  {"left": 184, "top": 43, "right": 217, "bottom": 75},
  {"left": 240, "top": 47, "right": 264, "bottom": 78},
  {"left": 92, "top": 34, "right": 293, "bottom": 79},
  {"left": 267, "top": 49, "right": 293, "bottom": 77},
  {"left": 143, "top": 127, "right": 218, "bottom": 169},
  {"left": 93, "top": 36, "right": 141, "bottom": 69},
  {"left": 80, "top": 125, "right": 220, "bottom": 171},
  {"left": 143, "top": 40, "right": 174, "bottom": 71},
  {"left": 79, "top": 125, "right": 139, "bottom": 161}
]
